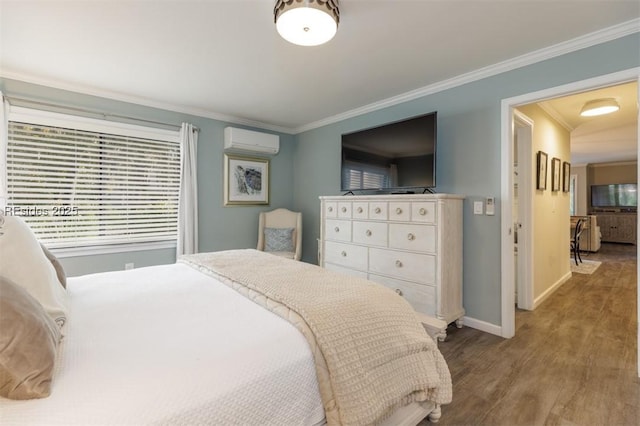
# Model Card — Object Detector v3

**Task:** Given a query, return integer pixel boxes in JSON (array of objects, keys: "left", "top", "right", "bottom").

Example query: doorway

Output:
[
  {"left": 513, "top": 111, "right": 533, "bottom": 310},
  {"left": 500, "top": 68, "right": 639, "bottom": 379}
]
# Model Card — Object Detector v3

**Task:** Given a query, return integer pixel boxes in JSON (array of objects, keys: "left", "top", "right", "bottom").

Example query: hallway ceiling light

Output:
[
  {"left": 274, "top": 0, "right": 340, "bottom": 47},
  {"left": 579, "top": 98, "right": 620, "bottom": 117}
]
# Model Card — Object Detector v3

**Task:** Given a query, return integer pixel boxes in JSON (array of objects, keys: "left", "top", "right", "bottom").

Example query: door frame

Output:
[
  {"left": 500, "top": 67, "right": 640, "bottom": 343},
  {"left": 513, "top": 110, "right": 534, "bottom": 311}
]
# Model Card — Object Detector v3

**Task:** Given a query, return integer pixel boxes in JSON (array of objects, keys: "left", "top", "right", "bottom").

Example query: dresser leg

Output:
[
  {"left": 415, "top": 312, "right": 448, "bottom": 344},
  {"left": 427, "top": 404, "right": 442, "bottom": 423},
  {"left": 455, "top": 318, "right": 464, "bottom": 328}
]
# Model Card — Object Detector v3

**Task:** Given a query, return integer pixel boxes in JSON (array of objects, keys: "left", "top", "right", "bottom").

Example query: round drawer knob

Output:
[
  {"left": 407, "top": 233, "right": 415, "bottom": 241},
  {"left": 341, "top": 251, "right": 347, "bottom": 257},
  {"left": 419, "top": 208, "right": 427, "bottom": 216},
  {"left": 374, "top": 207, "right": 381, "bottom": 214},
  {"left": 328, "top": 207, "right": 333, "bottom": 212},
  {"left": 395, "top": 288, "right": 403, "bottom": 296},
  {"left": 395, "top": 260, "right": 403, "bottom": 268},
  {"left": 396, "top": 207, "right": 403, "bottom": 214},
  {"left": 341, "top": 207, "right": 347, "bottom": 213},
  {"left": 365, "top": 230, "right": 372, "bottom": 237},
  {"left": 334, "top": 227, "right": 340, "bottom": 232},
  {"left": 357, "top": 207, "right": 363, "bottom": 213}
]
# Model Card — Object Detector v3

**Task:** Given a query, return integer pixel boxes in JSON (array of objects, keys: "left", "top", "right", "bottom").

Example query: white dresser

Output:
[{"left": 319, "top": 194, "right": 465, "bottom": 337}]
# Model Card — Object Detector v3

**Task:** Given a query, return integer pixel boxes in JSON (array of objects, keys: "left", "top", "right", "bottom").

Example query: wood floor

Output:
[{"left": 423, "top": 243, "right": 639, "bottom": 426}]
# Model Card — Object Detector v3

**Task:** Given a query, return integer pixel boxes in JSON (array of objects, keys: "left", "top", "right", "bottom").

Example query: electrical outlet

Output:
[{"left": 125, "top": 263, "right": 134, "bottom": 270}]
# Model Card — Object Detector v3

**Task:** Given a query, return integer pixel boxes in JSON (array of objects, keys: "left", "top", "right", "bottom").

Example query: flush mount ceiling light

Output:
[
  {"left": 274, "top": 0, "right": 340, "bottom": 47},
  {"left": 580, "top": 98, "right": 620, "bottom": 117}
]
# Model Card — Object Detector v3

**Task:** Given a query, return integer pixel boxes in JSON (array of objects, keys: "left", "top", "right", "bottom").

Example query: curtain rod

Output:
[{"left": 4, "top": 95, "right": 200, "bottom": 132}]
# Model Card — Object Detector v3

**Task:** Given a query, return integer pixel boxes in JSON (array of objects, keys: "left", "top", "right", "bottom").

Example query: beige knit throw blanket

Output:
[{"left": 179, "top": 249, "right": 452, "bottom": 426}]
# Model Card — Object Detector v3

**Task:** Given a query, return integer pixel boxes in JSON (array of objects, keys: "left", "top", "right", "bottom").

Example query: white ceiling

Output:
[
  {"left": 1, "top": 0, "right": 639, "bottom": 133},
  {"left": 538, "top": 81, "right": 638, "bottom": 165}
]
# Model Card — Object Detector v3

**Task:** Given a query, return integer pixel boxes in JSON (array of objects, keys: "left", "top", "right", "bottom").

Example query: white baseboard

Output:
[
  {"left": 459, "top": 270, "right": 572, "bottom": 339},
  {"left": 460, "top": 316, "right": 503, "bottom": 337},
  {"left": 533, "top": 271, "right": 572, "bottom": 309}
]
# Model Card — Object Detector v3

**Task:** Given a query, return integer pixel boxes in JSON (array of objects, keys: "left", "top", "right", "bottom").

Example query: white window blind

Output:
[
  {"left": 6, "top": 107, "right": 181, "bottom": 249},
  {"left": 342, "top": 160, "right": 390, "bottom": 190}
]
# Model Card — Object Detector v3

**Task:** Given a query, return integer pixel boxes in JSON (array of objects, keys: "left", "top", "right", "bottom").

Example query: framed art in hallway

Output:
[
  {"left": 562, "top": 161, "right": 571, "bottom": 192},
  {"left": 536, "top": 151, "right": 548, "bottom": 190},
  {"left": 551, "top": 157, "right": 561, "bottom": 192},
  {"left": 224, "top": 154, "right": 270, "bottom": 206}
]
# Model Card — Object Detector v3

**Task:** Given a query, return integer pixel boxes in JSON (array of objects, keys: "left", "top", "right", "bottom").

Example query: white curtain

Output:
[
  {"left": 177, "top": 123, "right": 198, "bottom": 256},
  {"left": 0, "top": 93, "right": 9, "bottom": 209}
]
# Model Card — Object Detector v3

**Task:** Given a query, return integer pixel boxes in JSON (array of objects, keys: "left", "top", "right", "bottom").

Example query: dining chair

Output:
[{"left": 570, "top": 218, "right": 585, "bottom": 266}]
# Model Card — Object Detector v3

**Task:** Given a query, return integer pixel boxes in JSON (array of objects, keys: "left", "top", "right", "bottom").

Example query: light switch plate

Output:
[
  {"left": 486, "top": 197, "right": 495, "bottom": 215},
  {"left": 473, "top": 201, "right": 483, "bottom": 215}
]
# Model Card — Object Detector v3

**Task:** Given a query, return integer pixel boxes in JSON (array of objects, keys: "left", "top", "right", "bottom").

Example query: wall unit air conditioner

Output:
[{"left": 224, "top": 127, "right": 279, "bottom": 155}]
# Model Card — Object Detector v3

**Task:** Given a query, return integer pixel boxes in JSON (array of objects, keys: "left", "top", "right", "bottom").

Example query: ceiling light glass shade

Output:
[
  {"left": 580, "top": 98, "right": 620, "bottom": 117},
  {"left": 274, "top": 0, "right": 340, "bottom": 47}
]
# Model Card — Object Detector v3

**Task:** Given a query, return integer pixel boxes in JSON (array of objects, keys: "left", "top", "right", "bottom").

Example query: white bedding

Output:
[{"left": 0, "top": 263, "right": 325, "bottom": 426}]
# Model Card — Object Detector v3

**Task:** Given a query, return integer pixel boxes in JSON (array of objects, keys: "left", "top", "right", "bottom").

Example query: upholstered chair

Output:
[{"left": 257, "top": 208, "right": 302, "bottom": 261}]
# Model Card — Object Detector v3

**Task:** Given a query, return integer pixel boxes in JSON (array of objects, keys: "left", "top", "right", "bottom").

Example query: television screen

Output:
[
  {"left": 340, "top": 112, "right": 436, "bottom": 192},
  {"left": 591, "top": 183, "right": 638, "bottom": 208}
]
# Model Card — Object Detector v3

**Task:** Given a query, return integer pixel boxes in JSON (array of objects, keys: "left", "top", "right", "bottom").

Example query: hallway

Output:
[{"left": 427, "top": 243, "right": 638, "bottom": 426}]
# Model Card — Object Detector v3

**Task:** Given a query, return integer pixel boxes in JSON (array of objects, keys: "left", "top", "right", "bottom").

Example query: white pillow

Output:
[{"left": 0, "top": 215, "right": 68, "bottom": 332}]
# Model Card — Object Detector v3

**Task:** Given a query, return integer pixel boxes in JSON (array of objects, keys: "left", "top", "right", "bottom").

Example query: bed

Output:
[{"left": 0, "top": 216, "right": 451, "bottom": 426}]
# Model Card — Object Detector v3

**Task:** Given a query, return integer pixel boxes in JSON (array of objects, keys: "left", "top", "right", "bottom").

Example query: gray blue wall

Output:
[
  {"left": 292, "top": 34, "right": 640, "bottom": 327},
  {"left": 2, "top": 33, "right": 638, "bottom": 328},
  {"left": 0, "top": 79, "right": 296, "bottom": 276}
]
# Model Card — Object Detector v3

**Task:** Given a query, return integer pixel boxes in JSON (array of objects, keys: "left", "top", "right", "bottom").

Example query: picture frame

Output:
[
  {"left": 224, "top": 154, "right": 270, "bottom": 206},
  {"left": 551, "top": 157, "right": 561, "bottom": 192},
  {"left": 536, "top": 151, "right": 548, "bottom": 190},
  {"left": 562, "top": 161, "right": 571, "bottom": 192}
]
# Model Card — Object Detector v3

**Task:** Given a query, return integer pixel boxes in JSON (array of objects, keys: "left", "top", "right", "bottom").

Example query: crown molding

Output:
[
  {"left": 0, "top": 71, "right": 296, "bottom": 135},
  {"left": 2, "top": 18, "right": 638, "bottom": 136},
  {"left": 294, "top": 18, "right": 640, "bottom": 134},
  {"left": 589, "top": 160, "right": 638, "bottom": 167},
  {"left": 537, "top": 102, "right": 575, "bottom": 132}
]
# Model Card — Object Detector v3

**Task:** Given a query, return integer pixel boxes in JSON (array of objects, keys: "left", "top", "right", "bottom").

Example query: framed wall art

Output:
[
  {"left": 224, "top": 154, "right": 269, "bottom": 206},
  {"left": 536, "top": 151, "right": 548, "bottom": 190},
  {"left": 551, "top": 157, "right": 561, "bottom": 192},
  {"left": 562, "top": 161, "right": 571, "bottom": 192}
]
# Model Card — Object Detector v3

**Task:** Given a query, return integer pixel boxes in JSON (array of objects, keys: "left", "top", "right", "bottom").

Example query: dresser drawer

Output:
[
  {"left": 324, "top": 201, "right": 338, "bottom": 218},
  {"left": 369, "top": 274, "right": 436, "bottom": 316},
  {"left": 325, "top": 263, "right": 368, "bottom": 279},
  {"left": 369, "top": 202, "right": 388, "bottom": 220},
  {"left": 389, "top": 223, "right": 435, "bottom": 253},
  {"left": 411, "top": 202, "right": 436, "bottom": 223},
  {"left": 352, "top": 202, "right": 368, "bottom": 219},
  {"left": 325, "top": 219, "right": 352, "bottom": 242},
  {"left": 389, "top": 202, "right": 411, "bottom": 221},
  {"left": 337, "top": 202, "right": 352, "bottom": 218},
  {"left": 324, "top": 241, "right": 368, "bottom": 270},
  {"left": 353, "top": 221, "right": 388, "bottom": 247},
  {"left": 369, "top": 248, "right": 435, "bottom": 284}
]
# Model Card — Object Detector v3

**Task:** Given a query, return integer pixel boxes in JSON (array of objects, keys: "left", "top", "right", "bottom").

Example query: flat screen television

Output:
[
  {"left": 340, "top": 112, "right": 436, "bottom": 192},
  {"left": 591, "top": 183, "right": 638, "bottom": 208}
]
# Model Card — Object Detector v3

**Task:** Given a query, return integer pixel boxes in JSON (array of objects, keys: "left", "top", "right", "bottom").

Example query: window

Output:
[
  {"left": 5, "top": 107, "right": 181, "bottom": 251},
  {"left": 342, "top": 160, "right": 392, "bottom": 190}
]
